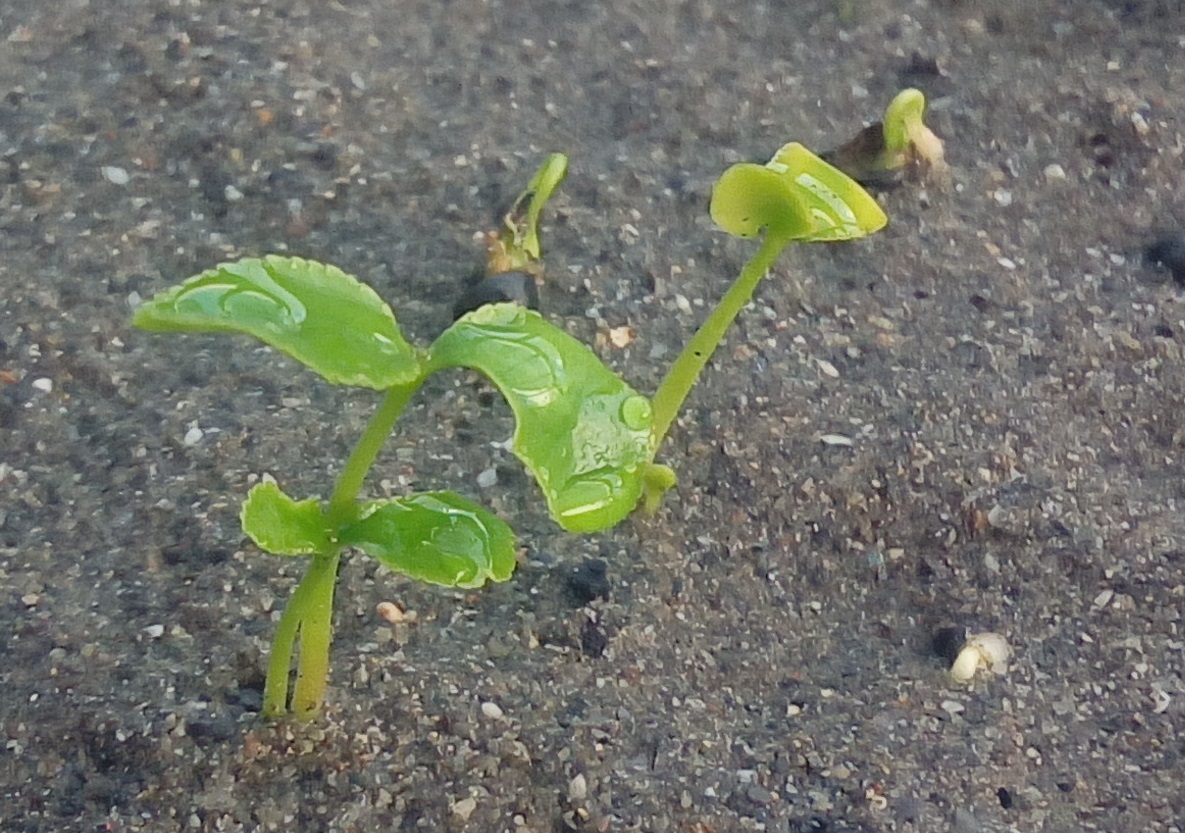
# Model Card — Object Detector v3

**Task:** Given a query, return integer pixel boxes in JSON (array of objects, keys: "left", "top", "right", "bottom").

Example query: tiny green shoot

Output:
[
  {"left": 133, "top": 157, "right": 653, "bottom": 721},
  {"left": 823, "top": 88, "right": 947, "bottom": 184},
  {"left": 486, "top": 152, "right": 570, "bottom": 274}
]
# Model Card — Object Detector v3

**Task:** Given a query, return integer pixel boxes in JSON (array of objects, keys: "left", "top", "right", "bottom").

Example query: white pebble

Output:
[
  {"left": 183, "top": 426, "right": 204, "bottom": 446},
  {"left": 480, "top": 700, "right": 504, "bottom": 720},
  {"left": 476, "top": 467, "right": 498, "bottom": 488},
  {"left": 31, "top": 377, "right": 53, "bottom": 393},
  {"left": 144, "top": 624, "right": 165, "bottom": 639},
  {"left": 1043, "top": 163, "right": 1067, "bottom": 181},
  {"left": 102, "top": 165, "right": 130, "bottom": 185}
]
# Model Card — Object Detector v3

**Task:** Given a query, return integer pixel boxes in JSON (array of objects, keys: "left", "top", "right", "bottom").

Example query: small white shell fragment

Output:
[
  {"left": 144, "top": 624, "right": 165, "bottom": 639},
  {"left": 480, "top": 700, "right": 504, "bottom": 720},
  {"left": 950, "top": 631, "right": 1011, "bottom": 682},
  {"left": 183, "top": 426, "right": 204, "bottom": 446},
  {"left": 31, "top": 377, "right": 53, "bottom": 393},
  {"left": 819, "top": 433, "right": 853, "bottom": 447}
]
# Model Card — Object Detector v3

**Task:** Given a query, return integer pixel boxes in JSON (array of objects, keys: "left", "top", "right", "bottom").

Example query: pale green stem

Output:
[
  {"left": 649, "top": 231, "right": 793, "bottom": 452},
  {"left": 264, "top": 375, "right": 426, "bottom": 721}
]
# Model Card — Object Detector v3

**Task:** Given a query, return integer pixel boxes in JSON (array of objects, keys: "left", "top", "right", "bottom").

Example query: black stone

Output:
[
  {"left": 931, "top": 626, "right": 966, "bottom": 665},
  {"left": 1146, "top": 235, "right": 1185, "bottom": 285},
  {"left": 566, "top": 559, "right": 611, "bottom": 605}
]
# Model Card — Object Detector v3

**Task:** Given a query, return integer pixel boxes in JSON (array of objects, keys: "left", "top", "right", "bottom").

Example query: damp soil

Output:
[{"left": 3, "top": 1, "right": 1185, "bottom": 831}]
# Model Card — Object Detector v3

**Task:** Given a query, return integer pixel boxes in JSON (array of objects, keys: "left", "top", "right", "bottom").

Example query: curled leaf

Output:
[
  {"left": 133, "top": 255, "right": 422, "bottom": 389},
  {"left": 338, "top": 492, "right": 516, "bottom": 588},
  {"left": 429, "top": 303, "right": 653, "bottom": 533},
  {"left": 711, "top": 143, "right": 887, "bottom": 243}
]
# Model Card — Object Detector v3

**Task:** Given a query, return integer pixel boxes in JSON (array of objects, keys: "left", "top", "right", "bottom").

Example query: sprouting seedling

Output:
[
  {"left": 823, "top": 88, "right": 947, "bottom": 184},
  {"left": 486, "top": 152, "right": 569, "bottom": 274},
  {"left": 133, "top": 160, "right": 654, "bottom": 721},
  {"left": 641, "top": 143, "right": 887, "bottom": 510}
]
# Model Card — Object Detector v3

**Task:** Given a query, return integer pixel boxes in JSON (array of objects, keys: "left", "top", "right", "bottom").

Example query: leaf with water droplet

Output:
[
  {"left": 133, "top": 255, "right": 422, "bottom": 389},
  {"left": 241, "top": 480, "right": 331, "bottom": 556},
  {"left": 711, "top": 143, "right": 886, "bottom": 244},
  {"left": 428, "top": 303, "right": 653, "bottom": 533},
  {"left": 338, "top": 492, "right": 516, "bottom": 588}
]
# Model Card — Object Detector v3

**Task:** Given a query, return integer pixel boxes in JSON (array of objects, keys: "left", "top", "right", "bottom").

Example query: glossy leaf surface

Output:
[
  {"left": 241, "top": 480, "right": 331, "bottom": 556},
  {"left": 429, "top": 304, "right": 653, "bottom": 533},
  {"left": 133, "top": 255, "right": 422, "bottom": 389},
  {"left": 338, "top": 492, "right": 516, "bottom": 588},
  {"left": 712, "top": 143, "right": 887, "bottom": 243}
]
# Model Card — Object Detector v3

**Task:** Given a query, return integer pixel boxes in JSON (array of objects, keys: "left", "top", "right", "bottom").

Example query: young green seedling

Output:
[
  {"left": 823, "top": 88, "right": 947, "bottom": 184},
  {"left": 641, "top": 143, "right": 887, "bottom": 510},
  {"left": 133, "top": 159, "right": 654, "bottom": 721}
]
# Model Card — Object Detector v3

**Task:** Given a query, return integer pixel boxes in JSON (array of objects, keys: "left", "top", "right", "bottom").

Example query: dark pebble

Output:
[
  {"left": 579, "top": 614, "right": 609, "bottom": 659},
  {"left": 566, "top": 559, "right": 611, "bottom": 604},
  {"left": 187, "top": 712, "right": 238, "bottom": 743},
  {"left": 452, "top": 271, "right": 539, "bottom": 320},
  {"left": 931, "top": 626, "right": 966, "bottom": 665},
  {"left": 1146, "top": 235, "right": 1185, "bottom": 285}
]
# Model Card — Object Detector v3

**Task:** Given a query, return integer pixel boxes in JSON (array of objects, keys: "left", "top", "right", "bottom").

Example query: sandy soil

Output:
[{"left": 2, "top": 0, "right": 1185, "bottom": 830}]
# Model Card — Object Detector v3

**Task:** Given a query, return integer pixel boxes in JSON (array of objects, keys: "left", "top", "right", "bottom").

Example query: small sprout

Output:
[
  {"left": 486, "top": 152, "right": 569, "bottom": 274},
  {"left": 950, "top": 631, "right": 1011, "bottom": 682},
  {"left": 647, "top": 143, "right": 885, "bottom": 483},
  {"left": 823, "top": 88, "right": 947, "bottom": 185}
]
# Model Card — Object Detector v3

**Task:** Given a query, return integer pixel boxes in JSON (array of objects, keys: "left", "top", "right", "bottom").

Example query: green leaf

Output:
[
  {"left": 428, "top": 303, "right": 653, "bottom": 533},
  {"left": 338, "top": 492, "right": 516, "bottom": 588},
  {"left": 133, "top": 255, "right": 422, "bottom": 389},
  {"left": 241, "top": 480, "right": 331, "bottom": 556},
  {"left": 712, "top": 143, "right": 887, "bottom": 244}
]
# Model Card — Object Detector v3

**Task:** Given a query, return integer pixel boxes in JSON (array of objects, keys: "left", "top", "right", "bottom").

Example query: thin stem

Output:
[
  {"left": 257, "top": 549, "right": 336, "bottom": 720},
  {"left": 288, "top": 549, "right": 342, "bottom": 721},
  {"left": 325, "top": 378, "right": 424, "bottom": 529},
  {"left": 264, "top": 375, "right": 425, "bottom": 720},
  {"left": 649, "top": 231, "right": 793, "bottom": 452}
]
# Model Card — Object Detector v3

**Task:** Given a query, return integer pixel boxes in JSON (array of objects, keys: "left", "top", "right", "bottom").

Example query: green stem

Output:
[
  {"left": 325, "top": 378, "right": 425, "bottom": 530},
  {"left": 264, "top": 375, "right": 426, "bottom": 720},
  {"left": 262, "top": 547, "right": 341, "bottom": 719},
  {"left": 649, "top": 231, "right": 792, "bottom": 452}
]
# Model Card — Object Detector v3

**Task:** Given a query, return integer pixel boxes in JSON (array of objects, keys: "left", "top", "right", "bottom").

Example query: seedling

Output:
[
  {"left": 641, "top": 142, "right": 887, "bottom": 509},
  {"left": 135, "top": 136, "right": 891, "bottom": 718},
  {"left": 134, "top": 157, "right": 654, "bottom": 720},
  {"left": 822, "top": 88, "right": 947, "bottom": 185}
]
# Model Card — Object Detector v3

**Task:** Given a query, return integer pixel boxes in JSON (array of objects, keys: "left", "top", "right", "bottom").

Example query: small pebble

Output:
[
  {"left": 480, "top": 700, "right": 504, "bottom": 720},
  {"left": 101, "top": 165, "right": 130, "bottom": 185},
  {"left": 183, "top": 426, "right": 204, "bottom": 446},
  {"left": 31, "top": 377, "right": 53, "bottom": 393}
]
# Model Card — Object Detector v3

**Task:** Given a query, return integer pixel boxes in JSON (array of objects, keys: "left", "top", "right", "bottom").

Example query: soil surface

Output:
[{"left": 3, "top": 1, "right": 1185, "bottom": 831}]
